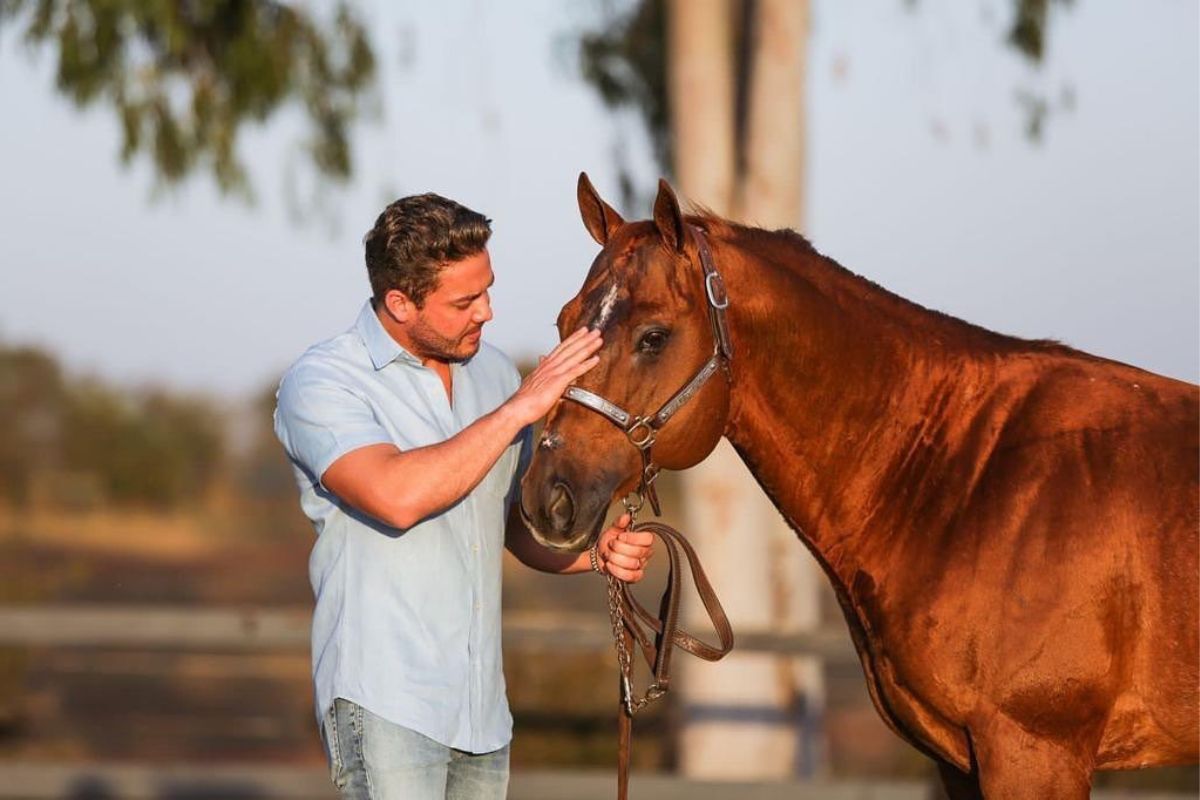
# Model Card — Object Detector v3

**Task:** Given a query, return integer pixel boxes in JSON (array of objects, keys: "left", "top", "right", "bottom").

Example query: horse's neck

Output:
[{"left": 716, "top": 232, "right": 987, "bottom": 578}]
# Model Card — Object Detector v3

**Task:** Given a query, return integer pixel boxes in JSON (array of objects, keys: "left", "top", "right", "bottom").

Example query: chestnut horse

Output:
[{"left": 520, "top": 174, "right": 1199, "bottom": 798}]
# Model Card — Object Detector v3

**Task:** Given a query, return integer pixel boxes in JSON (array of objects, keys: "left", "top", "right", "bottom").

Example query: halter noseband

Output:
[{"left": 560, "top": 224, "right": 734, "bottom": 516}]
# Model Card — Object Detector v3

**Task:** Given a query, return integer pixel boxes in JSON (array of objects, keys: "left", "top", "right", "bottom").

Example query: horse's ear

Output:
[
  {"left": 653, "top": 178, "right": 686, "bottom": 253},
  {"left": 577, "top": 172, "right": 624, "bottom": 246}
]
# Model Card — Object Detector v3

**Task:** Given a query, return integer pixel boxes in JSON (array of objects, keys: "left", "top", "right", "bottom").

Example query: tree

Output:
[
  {"left": 0, "top": 344, "right": 66, "bottom": 505},
  {"left": 0, "top": 339, "right": 225, "bottom": 509},
  {"left": 579, "top": 0, "right": 1075, "bottom": 196},
  {"left": 0, "top": 0, "right": 375, "bottom": 198}
]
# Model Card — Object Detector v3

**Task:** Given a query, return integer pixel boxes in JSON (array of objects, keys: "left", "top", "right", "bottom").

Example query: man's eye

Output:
[{"left": 637, "top": 329, "right": 670, "bottom": 354}]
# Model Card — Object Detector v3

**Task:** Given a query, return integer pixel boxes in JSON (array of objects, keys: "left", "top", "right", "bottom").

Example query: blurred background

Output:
[{"left": 0, "top": 1, "right": 1196, "bottom": 798}]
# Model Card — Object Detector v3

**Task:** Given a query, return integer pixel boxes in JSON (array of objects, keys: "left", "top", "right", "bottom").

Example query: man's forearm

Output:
[
  {"left": 506, "top": 528, "right": 592, "bottom": 574},
  {"left": 515, "top": 548, "right": 592, "bottom": 575},
  {"left": 322, "top": 328, "right": 605, "bottom": 530},
  {"left": 375, "top": 402, "right": 526, "bottom": 528}
]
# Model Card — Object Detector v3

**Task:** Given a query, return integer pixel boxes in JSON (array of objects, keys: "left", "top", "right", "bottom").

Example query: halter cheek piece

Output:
[{"left": 562, "top": 224, "right": 734, "bottom": 516}]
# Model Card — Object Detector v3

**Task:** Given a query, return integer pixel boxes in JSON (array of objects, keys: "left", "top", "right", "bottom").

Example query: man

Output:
[{"left": 274, "top": 193, "right": 653, "bottom": 800}]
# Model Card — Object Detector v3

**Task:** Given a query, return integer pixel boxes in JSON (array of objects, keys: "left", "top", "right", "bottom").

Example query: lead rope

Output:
[{"left": 605, "top": 491, "right": 734, "bottom": 800}]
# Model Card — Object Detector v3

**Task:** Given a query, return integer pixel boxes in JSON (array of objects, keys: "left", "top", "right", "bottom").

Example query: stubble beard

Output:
[{"left": 408, "top": 314, "right": 481, "bottom": 364}]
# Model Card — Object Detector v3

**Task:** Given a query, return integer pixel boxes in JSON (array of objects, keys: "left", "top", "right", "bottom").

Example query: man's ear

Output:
[
  {"left": 577, "top": 172, "right": 625, "bottom": 246},
  {"left": 380, "top": 289, "right": 415, "bottom": 323}
]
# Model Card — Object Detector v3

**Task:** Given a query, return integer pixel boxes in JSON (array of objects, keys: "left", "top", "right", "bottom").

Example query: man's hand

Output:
[
  {"left": 594, "top": 513, "right": 655, "bottom": 583},
  {"left": 506, "top": 328, "right": 602, "bottom": 425}
]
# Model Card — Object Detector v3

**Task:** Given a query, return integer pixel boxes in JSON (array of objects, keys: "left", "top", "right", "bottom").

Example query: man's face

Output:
[{"left": 407, "top": 249, "right": 495, "bottom": 363}]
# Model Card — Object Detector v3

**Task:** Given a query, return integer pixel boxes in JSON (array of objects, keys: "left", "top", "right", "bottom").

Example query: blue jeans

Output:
[{"left": 321, "top": 698, "right": 510, "bottom": 800}]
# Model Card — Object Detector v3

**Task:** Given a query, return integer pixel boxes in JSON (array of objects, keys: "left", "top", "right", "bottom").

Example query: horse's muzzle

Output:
[{"left": 519, "top": 465, "right": 618, "bottom": 552}]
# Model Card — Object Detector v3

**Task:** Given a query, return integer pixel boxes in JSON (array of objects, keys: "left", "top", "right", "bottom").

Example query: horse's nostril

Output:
[{"left": 547, "top": 482, "right": 575, "bottom": 533}]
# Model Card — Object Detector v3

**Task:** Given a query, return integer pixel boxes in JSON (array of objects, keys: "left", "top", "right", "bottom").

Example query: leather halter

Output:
[
  {"left": 562, "top": 224, "right": 734, "bottom": 516},
  {"left": 558, "top": 224, "right": 736, "bottom": 799}
]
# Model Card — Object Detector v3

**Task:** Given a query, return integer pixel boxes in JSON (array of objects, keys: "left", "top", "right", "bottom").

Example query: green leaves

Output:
[
  {"left": 3, "top": 0, "right": 376, "bottom": 198},
  {"left": 1008, "top": 0, "right": 1074, "bottom": 64}
]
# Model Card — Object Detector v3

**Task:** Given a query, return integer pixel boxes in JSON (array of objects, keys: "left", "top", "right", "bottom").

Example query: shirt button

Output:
[{"left": 472, "top": 544, "right": 479, "bottom": 554}]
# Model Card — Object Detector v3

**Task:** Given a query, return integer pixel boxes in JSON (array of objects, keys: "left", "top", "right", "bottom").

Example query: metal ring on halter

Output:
[
  {"left": 626, "top": 417, "right": 656, "bottom": 449},
  {"left": 622, "top": 491, "right": 645, "bottom": 515}
]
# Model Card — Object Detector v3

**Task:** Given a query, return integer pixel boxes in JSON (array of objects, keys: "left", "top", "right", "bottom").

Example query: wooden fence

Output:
[
  {"left": 0, "top": 604, "right": 861, "bottom": 660},
  {"left": 0, "top": 606, "right": 1191, "bottom": 800}
]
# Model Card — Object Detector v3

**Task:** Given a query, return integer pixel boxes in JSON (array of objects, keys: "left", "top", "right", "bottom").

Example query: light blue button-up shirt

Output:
[{"left": 274, "top": 301, "right": 530, "bottom": 754}]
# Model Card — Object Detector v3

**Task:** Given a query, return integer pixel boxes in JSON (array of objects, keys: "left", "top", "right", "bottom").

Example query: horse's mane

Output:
[{"left": 687, "top": 210, "right": 1077, "bottom": 358}]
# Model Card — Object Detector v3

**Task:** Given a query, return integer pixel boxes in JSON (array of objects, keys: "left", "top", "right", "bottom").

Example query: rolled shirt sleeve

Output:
[{"left": 274, "top": 364, "right": 394, "bottom": 485}]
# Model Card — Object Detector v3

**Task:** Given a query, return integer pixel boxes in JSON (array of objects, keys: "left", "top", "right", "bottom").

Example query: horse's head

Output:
[{"left": 519, "top": 174, "right": 732, "bottom": 550}]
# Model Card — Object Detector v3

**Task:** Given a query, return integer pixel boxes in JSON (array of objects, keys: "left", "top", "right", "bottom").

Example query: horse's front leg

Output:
[{"left": 971, "top": 712, "right": 1098, "bottom": 799}]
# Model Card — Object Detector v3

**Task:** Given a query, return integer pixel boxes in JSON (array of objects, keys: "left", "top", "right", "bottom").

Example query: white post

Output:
[{"left": 673, "top": 0, "right": 824, "bottom": 779}]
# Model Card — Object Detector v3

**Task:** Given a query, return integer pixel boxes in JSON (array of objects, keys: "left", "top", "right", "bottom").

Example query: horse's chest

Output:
[{"left": 842, "top": 569, "right": 975, "bottom": 770}]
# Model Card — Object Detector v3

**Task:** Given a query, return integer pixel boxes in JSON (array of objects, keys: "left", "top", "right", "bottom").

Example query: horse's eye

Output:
[{"left": 637, "top": 328, "right": 670, "bottom": 355}]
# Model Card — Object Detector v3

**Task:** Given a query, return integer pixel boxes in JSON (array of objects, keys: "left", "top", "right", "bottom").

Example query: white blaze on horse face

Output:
[{"left": 593, "top": 282, "right": 621, "bottom": 331}]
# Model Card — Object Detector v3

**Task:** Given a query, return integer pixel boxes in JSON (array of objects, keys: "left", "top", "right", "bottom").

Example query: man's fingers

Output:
[
  {"left": 609, "top": 550, "right": 645, "bottom": 570},
  {"left": 609, "top": 536, "right": 649, "bottom": 553},
  {"left": 609, "top": 548, "right": 651, "bottom": 569},
  {"left": 607, "top": 557, "right": 648, "bottom": 583},
  {"left": 609, "top": 565, "right": 639, "bottom": 582},
  {"left": 548, "top": 334, "right": 601, "bottom": 370},
  {"left": 602, "top": 535, "right": 648, "bottom": 581},
  {"left": 546, "top": 346, "right": 601, "bottom": 381},
  {"left": 607, "top": 533, "right": 652, "bottom": 575},
  {"left": 565, "top": 355, "right": 601, "bottom": 382},
  {"left": 616, "top": 530, "right": 654, "bottom": 548},
  {"left": 536, "top": 355, "right": 599, "bottom": 393},
  {"left": 543, "top": 329, "right": 601, "bottom": 367},
  {"left": 549, "top": 327, "right": 595, "bottom": 357}
]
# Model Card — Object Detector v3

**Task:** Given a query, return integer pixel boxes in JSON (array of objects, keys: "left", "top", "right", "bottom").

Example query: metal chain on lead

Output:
[
  {"left": 606, "top": 572, "right": 637, "bottom": 716},
  {"left": 605, "top": 493, "right": 667, "bottom": 717}
]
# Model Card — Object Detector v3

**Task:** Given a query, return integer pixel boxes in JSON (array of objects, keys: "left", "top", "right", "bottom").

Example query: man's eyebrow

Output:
[{"left": 449, "top": 276, "right": 495, "bottom": 303}]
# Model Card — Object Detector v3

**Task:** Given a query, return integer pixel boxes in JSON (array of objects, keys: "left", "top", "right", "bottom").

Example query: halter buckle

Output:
[
  {"left": 626, "top": 417, "right": 657, "bottom": 450},
  {"left": 705, "top": 271, "right": 729, "bottom": 310}
]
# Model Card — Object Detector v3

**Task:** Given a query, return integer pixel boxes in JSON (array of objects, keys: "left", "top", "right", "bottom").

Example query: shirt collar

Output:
[{"left": 355, "top": 301, "right": 423, "bottom": 370}]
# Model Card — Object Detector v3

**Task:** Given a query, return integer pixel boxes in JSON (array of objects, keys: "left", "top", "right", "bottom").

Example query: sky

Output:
[{"left": 0, "top": 0, "right": 1196, "bottom": 402}]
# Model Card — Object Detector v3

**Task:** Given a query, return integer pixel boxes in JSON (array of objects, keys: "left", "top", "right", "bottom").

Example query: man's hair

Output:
[{"left": 363, "top": 193, "right": 492, "bottom": 308}]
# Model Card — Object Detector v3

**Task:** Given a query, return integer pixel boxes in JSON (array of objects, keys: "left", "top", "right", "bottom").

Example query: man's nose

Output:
[{"left": 475, "top": 297, "right": 493, "bottom": 323}]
